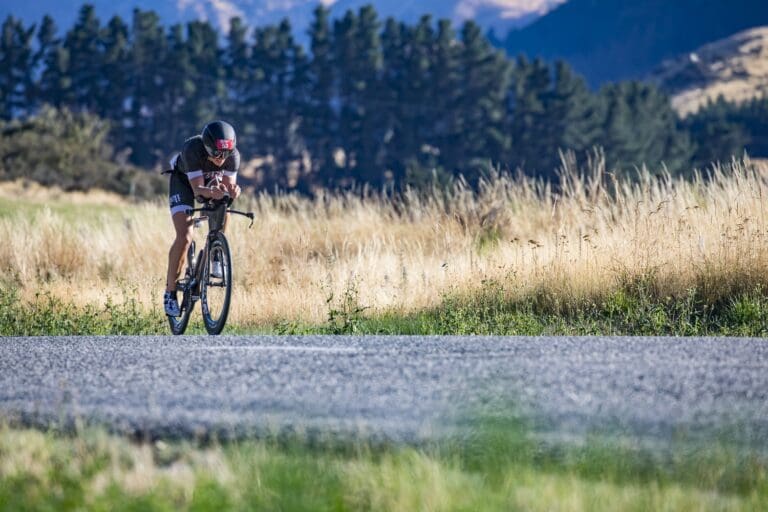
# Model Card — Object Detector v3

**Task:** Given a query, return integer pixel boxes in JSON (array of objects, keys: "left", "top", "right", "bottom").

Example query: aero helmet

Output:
[{"left": 202, "top": 120, "right": 236, "bottom": 158}]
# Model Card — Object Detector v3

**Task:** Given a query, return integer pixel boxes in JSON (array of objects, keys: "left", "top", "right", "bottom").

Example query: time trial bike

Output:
[{"left": 167, "top": 196, "right": 254, "bottom": 335}]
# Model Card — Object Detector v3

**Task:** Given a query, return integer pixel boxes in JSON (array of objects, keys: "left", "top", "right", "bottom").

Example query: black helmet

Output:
[{"left": 202, "top": 120, "right": 236, "bottom": 158}]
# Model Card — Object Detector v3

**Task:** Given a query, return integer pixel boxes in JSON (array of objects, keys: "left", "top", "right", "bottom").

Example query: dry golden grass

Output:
[
  {"left": 2, "top": 153, "right": 767, "bottom": 327},
  {"left": 0, "top": 178, "right": 130, "bottom": 205}
]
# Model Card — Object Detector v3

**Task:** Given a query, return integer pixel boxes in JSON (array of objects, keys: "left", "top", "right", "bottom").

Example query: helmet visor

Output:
[{"left": 208, "top": 139, "right": 235, "bottom": 158}]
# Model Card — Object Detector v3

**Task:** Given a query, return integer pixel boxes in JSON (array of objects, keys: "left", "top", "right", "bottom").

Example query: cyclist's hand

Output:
[
  {"left": 227, "top": 183, "right": 241, "bottom": 200},
  {"left": 209, "top": 186, "right": 226, "bottom": 200}
]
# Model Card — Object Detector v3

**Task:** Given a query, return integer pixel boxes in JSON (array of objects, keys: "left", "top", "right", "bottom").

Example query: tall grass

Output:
[{"left": 1, "top": 153, "right": 767, "bottom": 331}]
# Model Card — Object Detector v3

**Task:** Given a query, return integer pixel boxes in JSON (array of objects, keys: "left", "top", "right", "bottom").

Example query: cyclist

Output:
[{"left": 164, "top": 120, "right": 242, "bottom": 317}]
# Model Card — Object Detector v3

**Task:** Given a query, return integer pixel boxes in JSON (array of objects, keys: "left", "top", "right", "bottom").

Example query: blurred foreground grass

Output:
[{"left": 1, "top": 409, "right": 766, "bottom": 511}]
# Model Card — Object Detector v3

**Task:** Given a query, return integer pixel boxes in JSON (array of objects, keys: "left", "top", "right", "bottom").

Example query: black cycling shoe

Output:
[{"left": 164, "top": 291, "right": 181, "bottom": 316}]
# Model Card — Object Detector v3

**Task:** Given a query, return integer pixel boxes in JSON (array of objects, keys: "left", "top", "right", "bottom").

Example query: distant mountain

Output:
[
  {"left": 501, "top": 0, "right": 768, "bottom": 86},
  {"left": 0, "top": 0, "right": 565, "bottom": 38},
  {"left": 651, "top": 27, "right": 768, "bottom": 116}
]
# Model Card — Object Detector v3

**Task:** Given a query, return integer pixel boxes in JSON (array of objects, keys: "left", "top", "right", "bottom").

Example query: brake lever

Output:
[{"left": 247, "top": 213, "right": 254, "bottom": 229}]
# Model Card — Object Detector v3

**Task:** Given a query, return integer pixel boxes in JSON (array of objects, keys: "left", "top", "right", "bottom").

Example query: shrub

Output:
[{"left": 0, "top": 105, "right": 164, "bottom": 198}]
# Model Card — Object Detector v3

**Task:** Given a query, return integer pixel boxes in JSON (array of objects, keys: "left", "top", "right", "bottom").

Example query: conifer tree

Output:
[
  {"left": 63, "top": 5, "right": 102, "bottom": 112},
  {"left": 37, "top": 16, "right": 70, "bottom": 110},
  {"left": 600, "top": 81, "right": 692, "bottom": 175},
  {"left": 428, "top": 19, "right": 461, "bottom": 167},
  {"left": 332, "top": 10, "right": 359, "bottom": 185},
  {"left": 184, "top": 20, "right": 224, "bottom": 128},
  {"left": 454, "top": 21, "right": 511, "bottom": 182},
  {"left": 400, "top": 16, "right": 435, "bottom": 169},
  {"left": 304, "top": 5, "right": 337, "bottom": 188},
  {"left": 154, "top": 23, "right": 192, "bottom": 155},
  {"left": 223, "top": 17, "right": 250, "bottom": 137},
  {"left": 128, "top": 8, "right": 166, "bottom": 166},
  {"left": 0, "top": 16, "right": 35, "bottom": 119},
  {"left": 98, "top": 16, "right": 129, "bottom": 122},
  {"left": 505, "top": 56, "right": 550, "bottom": 175},
  {"left": 740, "top": 97, "right": 768, "bottom": 156},
  {"left": 350, "top": 5, "right": 384, "bottom": 185},
  {"left": 543, "top": 60, "right": 603, "bottom": 170},
  {"left": 379, "top": 17, "right": 408, "bottom": 186}
]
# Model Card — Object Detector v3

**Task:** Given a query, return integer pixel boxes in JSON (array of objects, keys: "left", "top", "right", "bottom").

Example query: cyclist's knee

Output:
[{"left": 174, "top": 231, "right": 193, "bottom": 248}]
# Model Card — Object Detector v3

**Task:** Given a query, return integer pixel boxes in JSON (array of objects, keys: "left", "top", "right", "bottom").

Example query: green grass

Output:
[
  {"left": 1, "top": 408, "right": 766, "bottom": 511},
  {"left": 277, "top": 278, "right": 768, "bottom": 336},
  {"left": 0, "top": 287, "right": 166, "bottom": 336},
  {"left": 0, "top": 199, "right": 131, "bottom": 225},
  {"left": 3, "top": 277, "right": 768, "bottom": 336}
]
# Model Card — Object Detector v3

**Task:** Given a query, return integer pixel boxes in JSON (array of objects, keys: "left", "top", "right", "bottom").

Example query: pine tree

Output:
[
  {"left": 400, "top": 16, "right": 435, "bottom": 172},
  {"left": 379, "top": 17, "right": 408, "bottom": 186},
  {"left": 184, "top": 20, "right": 224, "bottom": 128},
  {"left": 600, "top": 81, "right": 692, "bottom": 175},
  {"left": 685, "top": 97, "right": 750, "bottom": 168},
  {"left": 740, "top": 97, "right": 768, "bottom": 156},
  {"left": 98, "top": 16, "right": 129, "bottom": 121},
  {"left": 248, "top": 19, "right": 304, "bottom": 188},
  {"left": 223, "top": 17, "right": 250, "bottom": 138},
  {"left": 29, "top": 16, "right": 59, "bottom": 110},
  {"left": 505, "top": 56, "right": 550, "bottom": 175},
  {"left": 543, "top": 60, "right": 603, "bottom": 171},
  {"left": 0, "top": 16, "right": 35, "bottom": 119},
  {"left": 304, "top": 5, "right": 337, "bottom": 189},
  {"left": 395, "top": 15, "right": 458, "bottom": 188},
  {"left": 63, "top": 5, "right": 102, "bottom": 112},
  {"left": 127, "top": 8, "right": 166, "bottom": 166},
  {"left": 332, "top": 10, "right": 358, "bottom": 185},
  {"left": 154, "top": 23, "right": 192, "bottom": 157},
  {"left": 428, "top": 19, "right": 461, "bottom": 168},
  {"left": 454, "top": 20, "right": 511, "bottom": 183},
  {"left": 349, "top": 5, "right": 383, "bottom": 185},
  {"left": 37, "top": 16, "right": 70, "bottom": 110}
]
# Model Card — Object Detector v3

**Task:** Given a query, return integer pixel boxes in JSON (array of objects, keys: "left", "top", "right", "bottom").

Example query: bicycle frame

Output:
[
  {"left": 168, "top": 197, "right": 254, "bottom": 335},
  {"left": 185, "top": 199, "right": 253, "bottom": 294}
]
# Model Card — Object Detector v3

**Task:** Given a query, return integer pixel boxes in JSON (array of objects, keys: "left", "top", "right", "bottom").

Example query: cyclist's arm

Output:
[
  {"left": 221, "top": 149, "right": 241, "bottom": 200},
  {"left": 222, "top": 173, "right": 241, "bottom": 200},
  {"left": 189, "top": 175, "right": 226, "bottom": 200}
]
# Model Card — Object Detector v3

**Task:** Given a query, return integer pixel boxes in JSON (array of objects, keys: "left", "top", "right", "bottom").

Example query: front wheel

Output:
[{"left": 201, "top": 232, "right": 232, "bottom": 335}]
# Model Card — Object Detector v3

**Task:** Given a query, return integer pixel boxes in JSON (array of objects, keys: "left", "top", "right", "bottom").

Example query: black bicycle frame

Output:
[{"left": 184, "top": 198, "right": 253, "bottom": 296}]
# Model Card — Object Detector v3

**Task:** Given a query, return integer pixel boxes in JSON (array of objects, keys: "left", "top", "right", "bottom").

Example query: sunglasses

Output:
[
  {"left": 209, "top": 149, "right": 233, "bottom": 159},
  {"left": 209, "top": 139, "right": 234, "bottom": 159}
]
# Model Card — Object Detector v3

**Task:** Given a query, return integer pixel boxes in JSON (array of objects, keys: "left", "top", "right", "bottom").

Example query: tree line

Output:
[{"left": 0, "top": 4, "right": 764, "bottom": 194}]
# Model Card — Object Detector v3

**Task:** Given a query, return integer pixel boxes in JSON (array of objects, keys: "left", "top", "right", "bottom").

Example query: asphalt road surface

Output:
[{"left": 1, "top": 336, "right": 766, "bottom": 448}]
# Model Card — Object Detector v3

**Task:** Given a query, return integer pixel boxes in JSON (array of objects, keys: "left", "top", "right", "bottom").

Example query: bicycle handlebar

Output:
[{"left": 185, "top": 199, "right": 255, "bottom": 229}]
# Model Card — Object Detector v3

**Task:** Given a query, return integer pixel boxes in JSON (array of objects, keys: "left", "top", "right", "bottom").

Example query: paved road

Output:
[{"left": 1, "top": 336, "right": 766, "bottom": 447}]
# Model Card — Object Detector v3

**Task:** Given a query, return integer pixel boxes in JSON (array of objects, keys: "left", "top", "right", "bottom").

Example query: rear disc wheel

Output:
[{"left": 168, "top": 241, "right": 196, "bottom": 335}]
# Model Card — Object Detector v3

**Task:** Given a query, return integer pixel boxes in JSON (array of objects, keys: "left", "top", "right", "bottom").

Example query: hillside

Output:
[
  {"left": 652, "top": 27, "right": 768, "bottom": 116},
  {"left": 501, "top": 0, "right": 768, "bottom": 85}
]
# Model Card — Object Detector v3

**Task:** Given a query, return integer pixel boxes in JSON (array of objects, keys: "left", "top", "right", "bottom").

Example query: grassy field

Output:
[
  {"left": 1, "top": 412, "right": 766, "bottom": 512},
  {"left": 1, "top": 154, "right": 768, "bottom": 335}
]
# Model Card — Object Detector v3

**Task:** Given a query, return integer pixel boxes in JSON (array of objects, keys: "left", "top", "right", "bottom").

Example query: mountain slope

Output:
[
  {"left": 652, "top": 26, "right": 768, "bottom": 116},
  {"left": 501, "top": 0, "right": 768, "bottom": 85},
  {"left": 0, "top": 1, "right": 565, "bottom": 37}
]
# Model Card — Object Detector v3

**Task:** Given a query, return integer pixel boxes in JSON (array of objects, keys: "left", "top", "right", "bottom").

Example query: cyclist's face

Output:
[{"left": 207, "top": 154, "right": 227, "bottom": 167}]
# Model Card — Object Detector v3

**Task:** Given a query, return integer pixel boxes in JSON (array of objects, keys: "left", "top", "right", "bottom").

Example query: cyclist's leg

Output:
[{"left": 166, "top": 174, "right": 195, "bottom": 293}]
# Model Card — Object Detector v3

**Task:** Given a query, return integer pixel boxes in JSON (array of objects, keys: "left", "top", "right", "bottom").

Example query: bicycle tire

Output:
[
  {"left": 201, "top": 232, "right": 232, "bottom": 335},
  {"left": 168, "top": 241, "right": 196, "bottom": 335}
]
